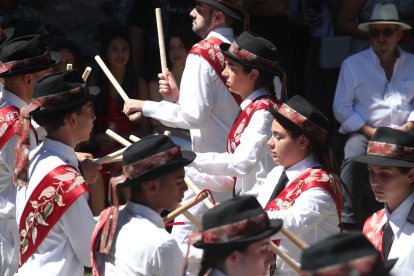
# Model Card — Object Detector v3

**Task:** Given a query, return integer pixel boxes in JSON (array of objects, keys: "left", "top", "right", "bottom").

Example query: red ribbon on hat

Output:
[{"left": 367, "top": 140, "right": 414, "bottom": 161}]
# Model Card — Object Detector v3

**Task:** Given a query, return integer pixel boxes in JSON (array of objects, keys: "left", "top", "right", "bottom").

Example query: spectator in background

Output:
[
  {"left": 333, "top": 3, "right": 414, "bottom": 231},
  {"left": 337, "top": 0, "right": 414, "bottom": 54},
  {"left": 51, "top": 39, "right": 83, "bottom": 72}
]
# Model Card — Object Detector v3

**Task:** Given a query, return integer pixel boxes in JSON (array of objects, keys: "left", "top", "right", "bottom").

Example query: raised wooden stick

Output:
[
  {"left": 106, "top": 129, "right": 131, "bottom": 147},
  {"left": 182, "top": 210, "right": 202, "bottom": 230},
  {"left": 93, "top": 147, "right": 128, "bottom": 164},
  {"left": 281, "top": 227, "right": 308, "bottom": 250},
  {"left": 155, "top": 8, "right": 167, "bottom": 74},
  {"left": 184, "top": 176, "right": 215, "bottom": 209},
  {"left": 82, "top": 66, "right": 92, "bottom": 81},
  {"left": 94, "top": 55, "right": 129, "bottom": 101},
  {"left": 269, "top": 241, "right": 301, "bottom": 273},
  {"left": 163, "top": 192, "right": 208, "bottom": 224},
  {"left": 66, "top": 63, "right": 72, "bottom": 70}
]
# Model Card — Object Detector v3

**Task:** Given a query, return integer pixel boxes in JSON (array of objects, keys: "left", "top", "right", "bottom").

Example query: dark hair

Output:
[
  {"left": 31, "top": 101, "right": 87, "bottom": 132},
  {"left": 52, "top": 39, "right": 83, "bottom": 68},
  {"left": 198, "top": 246, "right": 249, "bottom": 276},
  {"left": 240, "top": 63, "right": 276, "bottom": 98},
  {"left": 168, "top": 26, "right": 198, "bottom": 52},
  {"left": 100, "top": 31, "right": 133, "bottom": 71}
]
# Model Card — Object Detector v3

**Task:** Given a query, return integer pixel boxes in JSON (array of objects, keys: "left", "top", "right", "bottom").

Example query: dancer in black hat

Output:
[
  {"left": 354, "top": 127, "right": 414, "bottom": 274},
  {"left": 193, "top": 195, "right": 282, "bottom": 276}
]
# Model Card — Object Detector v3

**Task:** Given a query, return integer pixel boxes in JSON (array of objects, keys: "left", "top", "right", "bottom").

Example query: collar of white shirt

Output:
[
  {"left": 207, "top": 28, "right": 234, "bottom": 44},
  {"left": 125, "top": 201, "right": 164, "bottom": 228},
  {"left": 240, "top": 88, "right": 268, "bottom": 110},
  {"left": 284, "top": 155, "right": 320, "bottom": 187},
  {"left": 36, "top": 137, "right": 79, "bottom": 167},
  {"left": 1, "top": 87, "right": 30, "bottom": 108},
  {"left": 384, "top": 190, "right": 414, "bottom": 237},
  {"left": 369, "top": 46, "right": 406, "bottom": 65}
]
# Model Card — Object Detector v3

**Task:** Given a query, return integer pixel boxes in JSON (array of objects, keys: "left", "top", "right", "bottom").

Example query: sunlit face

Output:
[
  {"left": 55, "top": 48, "right": 76, "bottom": 72},
  {"left": 267, "top": 119, "right": 306, "bottom": 168},
  {"left": 228, "top": 237, "right": 274, "bottom": 276},
  {"left": 107, "top": 37, "right": 130, "bottom": 70},
  {"left": 367, "top": 164, "right": 414, "bottom": 210},
  {"left": 75, "top": 101, "right": 96, "bottom": 143},
  {"left": 222, "top": 59, "right": 254, "bottom": 98},
  {"left": 369, "top": 24, "right": 402, "bottom": 57},
  {"left": 190, "top": 2, "right": 214, "bottom": 39},
  {"left": 156, "top": 167, "right": 187, "bottom": 211},
  {"left": 168, "top": 37, "right": 187, "bottom": 67}
]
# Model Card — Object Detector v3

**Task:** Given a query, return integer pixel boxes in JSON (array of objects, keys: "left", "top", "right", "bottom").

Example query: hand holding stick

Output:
[{"left": 163, "top": 192, "right": 208, "bottom": 224}]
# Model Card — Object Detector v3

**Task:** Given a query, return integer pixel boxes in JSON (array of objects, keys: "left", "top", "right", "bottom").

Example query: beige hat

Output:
[{"left": 358, "top": 3, "right": 411, "bottom": 31}]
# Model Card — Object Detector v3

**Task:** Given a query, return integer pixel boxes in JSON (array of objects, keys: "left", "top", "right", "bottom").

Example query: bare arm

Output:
[{"left": 337, "top": 0, "right": 369, "bottom": 38}]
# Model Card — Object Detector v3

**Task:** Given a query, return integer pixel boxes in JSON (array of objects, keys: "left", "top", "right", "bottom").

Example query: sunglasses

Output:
[{"left": 368, "top": 28, "right": 397, "bottom": 38}]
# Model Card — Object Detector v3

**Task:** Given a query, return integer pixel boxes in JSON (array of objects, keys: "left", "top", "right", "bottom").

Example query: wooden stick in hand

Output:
[
  {"left": 163, "top": 192, "right": 208, "bottom": 224},
  {"left": 155, "top": 8, "right": 167, "bottom": 74},
  {"left": 82, "top": 67, "right": 92, "bottom": 81}
]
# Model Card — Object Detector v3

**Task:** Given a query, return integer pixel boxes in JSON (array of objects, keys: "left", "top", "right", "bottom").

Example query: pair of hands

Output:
[
  {"left": 122, "top": 69, "right": 179, "bottom": 122},
  {"left": 76, "top": 152, "right": 102, "bottom": 185}
]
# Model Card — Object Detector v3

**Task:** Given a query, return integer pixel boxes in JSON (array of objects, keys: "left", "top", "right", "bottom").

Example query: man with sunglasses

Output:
[{"left": 333, "top": 3, "right": 414, "bottom": 231}]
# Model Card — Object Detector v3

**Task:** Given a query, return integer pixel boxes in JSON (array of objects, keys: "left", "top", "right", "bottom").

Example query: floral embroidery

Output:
[
  {"left": 363, "top": 209, "right": 385, "bottom": 254},
  {"left": 0, "top": 106, "right": 19, "bottom": 147}
]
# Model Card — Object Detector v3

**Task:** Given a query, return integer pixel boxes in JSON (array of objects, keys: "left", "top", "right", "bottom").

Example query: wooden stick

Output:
[
  {"left": 94, "top": 55, "right": 129, "bottom": 101},
  {"left": 281, "top": 227, "right": 309, "bottom": 250},
  {"left": 155, "top": 8, "right": 167, "bottom": 74},
  {"left": 66, "top": 63, "right": 72, "bottom": 70},
  {"left": 163, "top": 192, "right": 208, "bottom": 224},
  {"left": 183, "top": 210, "right": 202, "bottom": 230},
  {"left": 184, "top": 176, "right": 215, "bottom": 209},
  {"left": 93, "top": 147, "right": 128, "bottom": 164},
  {"left": 269, "top": 242, "right": 301, "bottom": 273},
  {"left": 82, "top": 67, "right": 92, "bottom": 81},
  {"left": 105, "top": 129, "right": 131, "bottom": 147},
  {"left": 129, "top": 135, "right": 140, "bottom": 143}
]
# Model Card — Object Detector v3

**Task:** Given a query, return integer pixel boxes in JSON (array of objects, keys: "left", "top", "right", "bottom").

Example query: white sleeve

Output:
[
  {"left": 61, "top": 193, "right": 96, "bottom": 267},
  {"left": 142, "top": 54, "right": 217, "bottom": 130},
  {"left": 191, "top": 110, "right": 272, "bottom": 176},
  {"left": 153, "top": 238, "right": 184, "bottom": 276},
  {"left": 186, "top": 166, "right": 234, "bottom": 193},
  {"left": 267, "top": 188, "right": 336, "bottom": 239}
]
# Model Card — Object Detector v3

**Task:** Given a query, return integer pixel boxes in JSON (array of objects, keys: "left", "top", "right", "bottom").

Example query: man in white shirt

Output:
[
  {"left": 91, "top": 134, "right": 196, "bottom": 276},
  {"left": 333, "top": 3, "right": 414, "bottom": 230},
  {"left": 15, "top": 70, "right": 99, "bottom": 275},
  {"left": 0, "top": 34, "right": 56, "bottom": 276},
  {"left": 122, "top": 1, "right": 245, "bottom": 272},
  {"left": 258, "top": 95, "right": 342, "bottom": 275}
]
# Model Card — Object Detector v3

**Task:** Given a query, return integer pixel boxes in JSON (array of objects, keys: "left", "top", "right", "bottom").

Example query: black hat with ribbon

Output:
[
  {"left": 300, "top": 232, "right": 396, "bottom": 275},
  {"left": 193, "top": 195, "right": 282, "bottom": 250},
  {"left": 0, "top": 35, "right": 57, "bottom": 78},
  {"left": 197, "top": 0, "right": 244, "bottom": 20},
  {"left": 353, "top": 126, "right": 414, "bottom": 168},
  {"left": 29, "top": 69, "right": 99, "bottom": 116},
  {"left": 118, "top": 135, "right": 196, "bottom": 188},
  {"left": 0, "top": 27, "right": 14, "bottom": 49},
  {"left": 220, "top": 31, "right": 281, "bottom": 75},
  {"left": 269, "top": 95, "right": 329, "bottom": 146}
]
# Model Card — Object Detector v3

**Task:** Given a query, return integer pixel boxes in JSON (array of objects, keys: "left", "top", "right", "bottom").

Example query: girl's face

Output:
[
  {"left": 367, "top": 164, "right": 414, "bottom": 211},
  {"left": 168, "top": 36, "right": 187, "bottom": 67},
  {"left": 107, "top": 37, "right": 130, "bottom": 70},
  {"left": 222, "top": 59, "right": 255, "bottom": 98}
]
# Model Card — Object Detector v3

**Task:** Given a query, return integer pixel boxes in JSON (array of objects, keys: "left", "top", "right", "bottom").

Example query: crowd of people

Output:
[{"left": 0, "top": 0, "right": 414, "bottom": 275}]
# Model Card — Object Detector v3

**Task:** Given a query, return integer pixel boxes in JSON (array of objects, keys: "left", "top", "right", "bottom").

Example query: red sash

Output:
[
  {"left": 265, "top": 168, "right": 342, "bottom": 246},
  {"left": 227, "top": 97, "right": 279, "bottom": 154},
  {"left": 19, "top": 165, "right": 88, "bottom": 267},
  {"left": 0, "top": 106, "right": 20, "bottom": 148},
  {"left": 189, "top": 37, "right": 242, "bottom": 105},
  {"left": 363, "top": 209, "right": 386, "bottom": 259}
]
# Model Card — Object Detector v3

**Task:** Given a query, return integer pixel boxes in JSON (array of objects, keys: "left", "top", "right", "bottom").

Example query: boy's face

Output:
[
  {"left": 367, "top": 164, "right": 414, "bottom": 209},
  {"left": 74, "top": 101, "right": 96, "bottom": 143},
  {"left": 156, "top": 167, "right": 188, "bottom": 211}
]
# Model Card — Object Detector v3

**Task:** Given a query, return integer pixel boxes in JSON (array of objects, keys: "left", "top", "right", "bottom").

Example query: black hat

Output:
[
  {"left": 220, "top": 31, "right": 280, "bottom": 75},
  {"left": 193, "top": 195, "right": 282, "bottom": 250},
  {"left": 118, "top": 135, "right": 196, "bottom": 187},
  {"left": 269, "top": 95, "right": 329, "bottom": 146},
  {"left": 29, "top": 69, "right": 99, "bottom": 116},
  {"left": 353, "top": 126, "right": 414, "bottom": 168},
  {"left": 0, "top": 27, "right": 14, "bottom": 49},
  {"left": 0, "top": 35, "right": 57, "bottom": 78},
  {"left": 197, "top": 0, "right": 244, "bottom": 20},
  {"left": 300, "top": 232, "right": 396, "bottom": 275}
]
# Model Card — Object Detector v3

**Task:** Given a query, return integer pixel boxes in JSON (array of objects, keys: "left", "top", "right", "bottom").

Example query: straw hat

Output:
[{"left": 358, "top": 3, "right": 411, "bottom": 32}]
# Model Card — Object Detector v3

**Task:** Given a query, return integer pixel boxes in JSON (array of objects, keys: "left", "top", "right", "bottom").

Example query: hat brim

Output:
[
  {"left": 197, "top": 0, "right": 242, "bottom": 20},
  {"left": 117, "top": 150, "right": 196, "bottom": 188},
  {"left": 220, "top": 43, "right": 281, "bottom": 76},
  {"left": 358, "top": 21, "right": 412, "bottom": 32},
  {"left": 0, "top": 60, "right": 57, "bottom": 78},
  {"left": 353, "top": 154, "right": 414, "bottom": 168},
  {"left": 0, "top": 27, "right": 15, "bottom": 48},
  {"left": 28, "top": 87, "right": 100, "bottom": 116},
  {"left": 268, "top": 106, "right": 326, "bottom": 148},
  {"left": 193, "top": 218, "right": 283, "bottom": 250}
]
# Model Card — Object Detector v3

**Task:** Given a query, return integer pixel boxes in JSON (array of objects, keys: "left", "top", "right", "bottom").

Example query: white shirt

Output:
[
  {"left": 142, "top": 28, "right": 240, "bottom": 153},
  {"left": 333, "top": 47, "right": 414, "bottom": 134},
  {"left": 190, "top": 89, "right": 275, "bottom": 196},
  {"left": 95, "top": 201, "right": 183, "bottom": 276},
  {"left": 16, "top": 138, "right": 96, "bottom": 276},
  {"left": 258, "top": 156, "right": 340, "bottom": 274},
  {"left": 380, "top": 191, "right": 414, "bottom": 275}
]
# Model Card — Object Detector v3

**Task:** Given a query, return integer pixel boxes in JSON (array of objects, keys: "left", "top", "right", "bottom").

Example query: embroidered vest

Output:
[
  {"left": 19, "top": 165, "right": 88, "bottom": 267},
  {"left": 0, "top": 106, "right": 20, "bottom": 148},
  {"left": 363, "top": 209, "right": 386, "bottom": 259},
  {"left": 227, "top": 97, "right": 278, "bottom": 154},
  {"left": 189, "top": 36, "right": 242, "bottom": 105}
]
